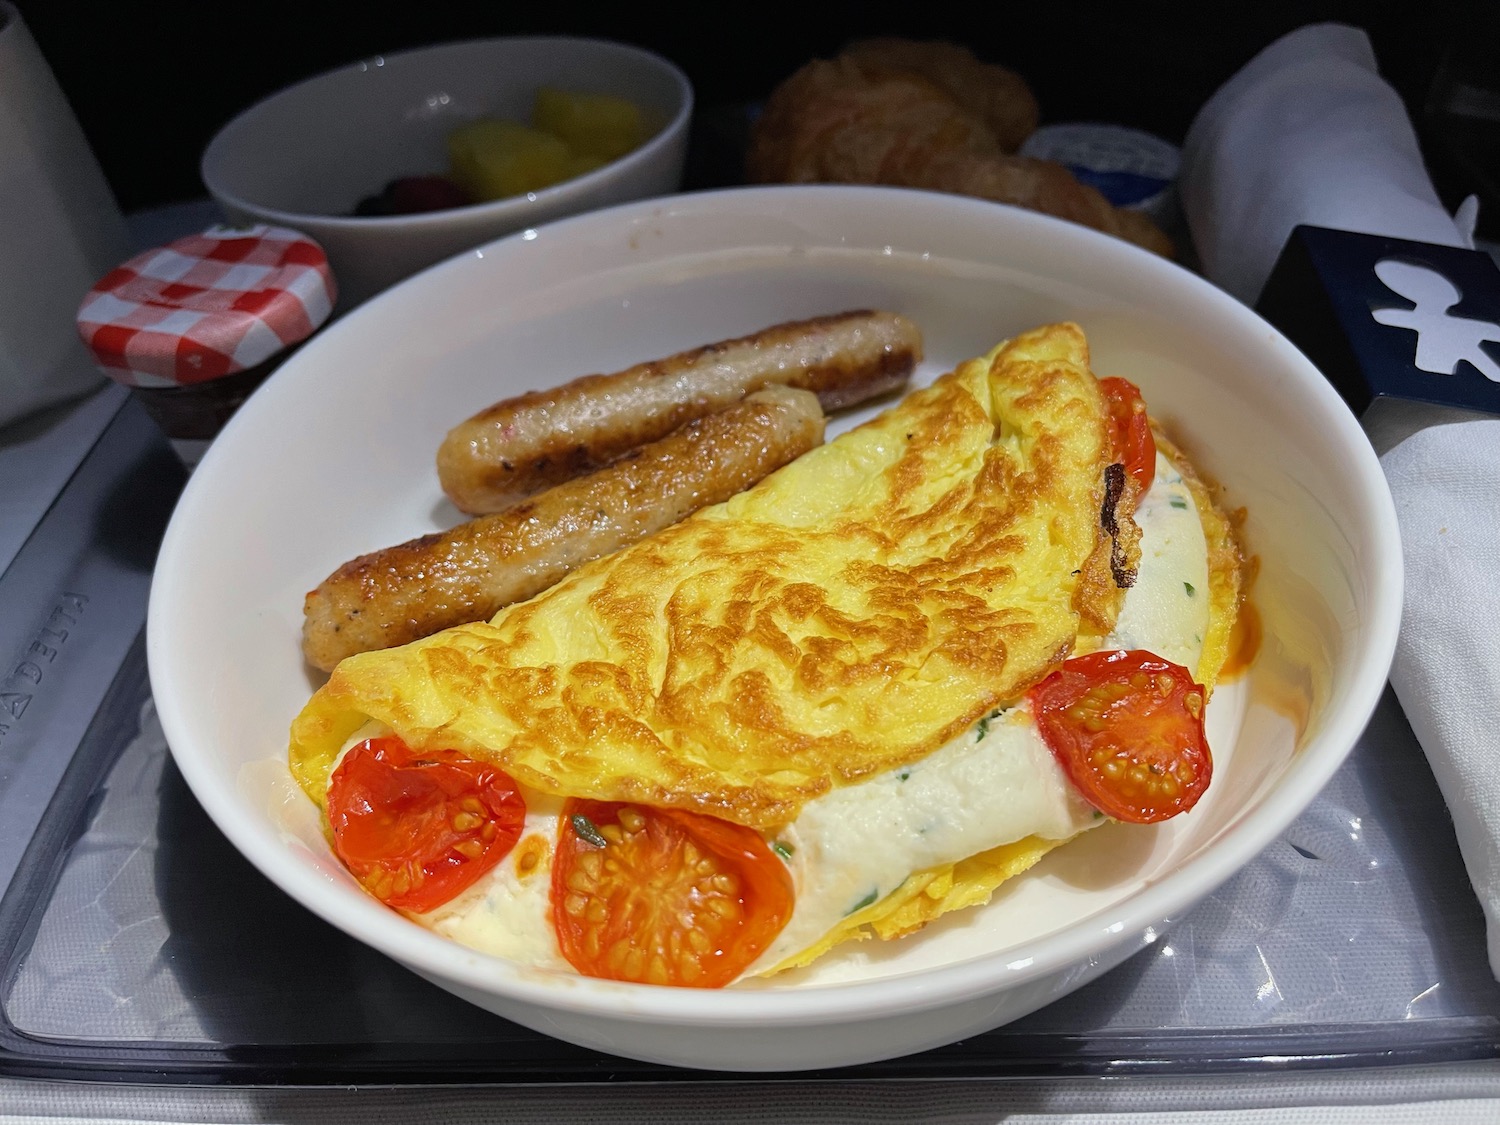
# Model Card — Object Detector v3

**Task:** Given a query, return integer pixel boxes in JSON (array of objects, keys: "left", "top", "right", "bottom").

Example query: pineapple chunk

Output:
[
  {"left": 533, "top": 87, "right": 645, "bottom": 161},
  {"left": 447, "top": 119, "right": 571, "bottom": 201}
]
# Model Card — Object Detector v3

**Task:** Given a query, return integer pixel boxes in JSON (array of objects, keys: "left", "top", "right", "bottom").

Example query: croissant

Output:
[
  {"left": 748, "top": 46, "right": 1173, "bottom": 257},
  {"left": 838, "top": 37, "right": 1039, "bottom": 153}
]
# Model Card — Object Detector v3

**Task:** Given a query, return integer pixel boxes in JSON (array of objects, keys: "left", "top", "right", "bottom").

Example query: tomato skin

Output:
[
  {"left": 327, "top": 737, "right": 526, "bottom": 913},
  {"left": 1031, "top": 649, "right": 1210, "bottom": 824},
  {"left": 551, "top": 799, "right": 794, "bottom": 988},
  {"left": 1100, "top": 376, "right": 1156, "bottom": 493}
]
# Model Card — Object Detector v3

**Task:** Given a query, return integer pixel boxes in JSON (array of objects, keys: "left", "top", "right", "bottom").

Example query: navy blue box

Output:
[{"left": 1254, "top": 226, "right": 1500, "bottom": 426}]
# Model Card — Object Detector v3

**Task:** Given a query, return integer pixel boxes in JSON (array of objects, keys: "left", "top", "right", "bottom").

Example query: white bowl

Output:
[
  {"left": 200, "top": 36, "right": 692, "bottom": 311},
  {"left": 148, "top": 185, "right": 1401, "bottom": 1072}
]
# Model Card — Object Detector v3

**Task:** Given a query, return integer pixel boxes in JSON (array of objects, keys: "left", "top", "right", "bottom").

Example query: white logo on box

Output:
[{"left": 1371, "top": 260, "right": 1500, "bottom": 383}]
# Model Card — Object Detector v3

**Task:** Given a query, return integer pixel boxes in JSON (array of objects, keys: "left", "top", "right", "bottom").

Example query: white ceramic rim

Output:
[
  {"left": 150, "top": 183, "right": 1404, "bottom": 1029},
  {"left": 199, "top": 35, "right": 694, "bottom": 231}
]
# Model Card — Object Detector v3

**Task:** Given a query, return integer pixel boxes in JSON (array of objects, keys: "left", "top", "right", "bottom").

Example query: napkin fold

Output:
[
  {"left": 1180, "top": 24, "right": 1500, "bottom": 977},
  {"left": 1383, "top": 424, "right": 1500, "bottom": 978},
  {"left": 1180, "top": 23, "right": 1470, "bottom": 305},
  {"left": 0, "top": 6, "right": 127, "bottom": 431}
]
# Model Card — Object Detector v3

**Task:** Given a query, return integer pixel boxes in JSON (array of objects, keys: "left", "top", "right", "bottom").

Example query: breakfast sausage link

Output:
[
  {"left": 437, "top": 309, "right": 920, "bottom": 515},
  {"left": 302, "top": 386, "right": 826, "bottom": 672}
]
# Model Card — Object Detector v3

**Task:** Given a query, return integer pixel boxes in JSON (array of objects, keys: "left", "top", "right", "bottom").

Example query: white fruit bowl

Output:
[{"left": 201, "top": 36, "right": 692, "bottom": 311}]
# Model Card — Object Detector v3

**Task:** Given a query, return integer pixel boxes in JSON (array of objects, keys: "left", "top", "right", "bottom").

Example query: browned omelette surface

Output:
[{"left": 290, "top": 324, "right": 1125, "bottom": 829}]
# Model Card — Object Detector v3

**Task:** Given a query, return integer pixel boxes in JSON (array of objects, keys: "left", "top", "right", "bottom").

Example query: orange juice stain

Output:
[
  {"left": 1221, "top": 599, "right": 1262, "bottom": 680},
  {"left": 1221, "top": 551, "right": 1260, "bottom": 681},
  {"left": 513, "top": 834, "right": 548, "bottom": 880}
]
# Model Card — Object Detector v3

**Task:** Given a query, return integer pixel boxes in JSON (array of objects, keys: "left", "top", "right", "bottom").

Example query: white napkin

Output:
[
  {"left": 1179, "top": 22, "right": 1471, "bottom": 305},
  {"left": 1383, "top": 425, "right": 1500, "bottom": 977},
  {"left": 0, "top": 5, "right": 128, "bottom": 431}
]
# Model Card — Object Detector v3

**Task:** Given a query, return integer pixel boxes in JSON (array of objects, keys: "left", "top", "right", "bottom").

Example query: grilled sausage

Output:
[
  {"left": 437, "top": 309, "right": 920, "bottom": 514},
  {"left": 303, "top": 386, "right": 825, "bottom": 672}
]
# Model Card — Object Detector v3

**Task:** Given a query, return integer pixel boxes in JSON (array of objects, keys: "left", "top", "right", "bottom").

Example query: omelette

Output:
[{"left": 289, "top": 322, "right": 1241, "bottom": 987}]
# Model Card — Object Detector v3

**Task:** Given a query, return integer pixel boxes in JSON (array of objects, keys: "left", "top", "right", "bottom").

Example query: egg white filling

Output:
[
  {"left": 751, "top": 453, "right": 1209, "bottom": 970},
  {"left": 333, "top": 451, "right": 1211, "bottom": 980}
]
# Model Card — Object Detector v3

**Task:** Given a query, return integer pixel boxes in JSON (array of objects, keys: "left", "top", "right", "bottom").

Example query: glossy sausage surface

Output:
[
  {"left": 303, "top": 386, "right": 826, "bottom": 672},
  {"left": 437, "top": 309, "right": 920, "bottom": 515}
]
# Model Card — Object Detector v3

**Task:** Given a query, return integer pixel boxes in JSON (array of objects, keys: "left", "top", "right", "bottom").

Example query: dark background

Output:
[{"left": 14, "top": 0, "right": 1500, "bottom": 229}]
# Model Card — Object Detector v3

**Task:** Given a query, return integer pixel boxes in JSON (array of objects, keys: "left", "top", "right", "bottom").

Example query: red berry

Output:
[{"left": 388, "top": 176, "right": 472, "bottom": 214}]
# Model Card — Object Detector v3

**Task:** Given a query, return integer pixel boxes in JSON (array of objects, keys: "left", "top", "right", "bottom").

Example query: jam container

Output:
[
  {"left": 1019, "top": 123, "right": 1181, "bottom": 229},
  {"left": 76, "top": 224, "right": 336, "bottom": 466}
]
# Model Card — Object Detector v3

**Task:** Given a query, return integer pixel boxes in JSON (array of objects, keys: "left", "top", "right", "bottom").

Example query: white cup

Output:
[{"left": 0, "top": 0, "right": 130, "bottom": 429}]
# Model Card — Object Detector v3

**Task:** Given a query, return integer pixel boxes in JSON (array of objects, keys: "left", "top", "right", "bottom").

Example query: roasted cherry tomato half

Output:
[
  {"left": 327, "top": 736, "right": 526, "bottom": 913},
  {"left": 1031, "top": 649, "right": 1210, "bottom": 824},
  {"left": 1100, "top": 376, "right": 1156, "bottom": 494},
  {"left": 551, "top": 799, "right": 794, "bottom": 988}
]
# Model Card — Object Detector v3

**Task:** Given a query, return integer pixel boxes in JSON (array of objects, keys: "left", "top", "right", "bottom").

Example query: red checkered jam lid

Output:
[{"left": 76, "top": 224, "right": 337, "bottom": 388}]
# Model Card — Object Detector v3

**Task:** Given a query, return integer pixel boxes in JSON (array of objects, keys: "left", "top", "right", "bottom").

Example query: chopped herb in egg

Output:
[
  {"left": 1184, "top": 581, "right": 1196, "bottom": 596},
  {"left": 1169, "top": 497, "right": 1188, "bottom": 510},
  {"left": 975, "top": 706, "right": 1009, "bottom": 741},
  {"left": 771, "top": 840, "right": 795, "bottom": 862},
  {"left": 846, "top": 889, "right": 879, "bottom": 915},
  {"left": 571, "top": 814, "right": 608, "bottom": 848}
]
